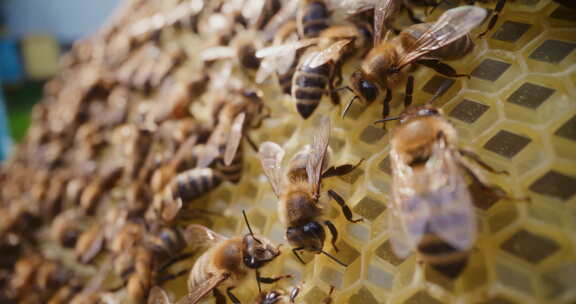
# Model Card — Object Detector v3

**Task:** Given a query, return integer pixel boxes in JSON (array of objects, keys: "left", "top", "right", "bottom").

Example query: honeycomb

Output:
[{"left": 1, "top": 0, "right": 576, "bottom": 303}]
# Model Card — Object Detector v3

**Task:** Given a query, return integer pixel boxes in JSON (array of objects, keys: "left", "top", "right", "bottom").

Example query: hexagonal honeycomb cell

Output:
[{"left": 1, "top": 0, "right": 575, "bottom": 303}]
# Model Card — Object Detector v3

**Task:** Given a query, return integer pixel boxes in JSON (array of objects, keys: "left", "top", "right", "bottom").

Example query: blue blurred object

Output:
[
  {"left": 0, "top": 38, "right": 24, "bottom": 84},
  {"left": 0, "top": 83, "right": 11, "bottom": 161}
]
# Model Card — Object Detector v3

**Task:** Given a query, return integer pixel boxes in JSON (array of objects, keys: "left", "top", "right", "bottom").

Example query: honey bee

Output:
[
  {"left": 257, "top": 17, "right": 372, "bottom": 118},
  {"left": 75, "top": 221, "right": 105, "bottom": 264},
  {"left": 178, "top": 213, "right": 289, "bottom": 304},
  {"left": 346, "top": 6, "right": 486, "bottom": 118},
  {"left": 152, "top": 89, "right": 268, "bottom": 222},
  {"left": 383, "top": 103, "right": 515, "bottom": 278},
  {"left": 259, "top": 116, "right": 363, "bottom": 266}
]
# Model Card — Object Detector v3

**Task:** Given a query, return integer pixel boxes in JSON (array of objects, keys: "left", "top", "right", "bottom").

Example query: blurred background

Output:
[{"left": 0, "top": 0, "right": 120, "bottom": 159}]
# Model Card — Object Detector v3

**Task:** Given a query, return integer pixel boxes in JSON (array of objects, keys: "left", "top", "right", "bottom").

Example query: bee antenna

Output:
[
  {"left": 320, "top": 249, "right": 348, "bottom": 267},
  {"left": 427, "top": 79, "right": 452, "bottom": 105},
  {"left": 374, "top": 116, "right": 401, "bottom": 124},
  {"left": 341, "top": 96, "right": 358, "bottom": 118},
  {"left": 255, "top": 269, "right": 262, "bottom": 293},
  {"left": 242, "top": 210, "right": 262, "bottom": 244}
]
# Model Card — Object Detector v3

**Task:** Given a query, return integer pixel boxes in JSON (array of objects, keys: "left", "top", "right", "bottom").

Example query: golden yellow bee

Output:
[
  {"left": 259, "top": 116, "right": 362, "bottom": 266},
  {"left": 346, "top": 6, "right": 486, "bottom": 118},
  {"left": 384, "top": 103, "right": 515, "bottom": 278},
  {"left": 178, "top": 213, "right": 288, "bottom": 304}
]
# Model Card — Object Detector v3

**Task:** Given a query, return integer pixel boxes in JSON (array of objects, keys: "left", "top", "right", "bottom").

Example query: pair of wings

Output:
[
  {"left": 196, "top": 112, "right": 246, "bottom": 168},
  {"left": 255, "top": 37, "right": 352, "bottom": 83},
  {"left": 394, "top": 5, "right": 487, "bottom": 70},
  {"left": 258, "top": 116, "right": 330, "bottom": 198},
  {"left": 389, "top": 139, "right": 476, "bottom": 258}
]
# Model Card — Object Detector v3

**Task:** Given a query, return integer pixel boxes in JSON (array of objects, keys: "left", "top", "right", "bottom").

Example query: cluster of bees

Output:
[{"left": 2, "top": 0, "right": 571, "bottom": 303}]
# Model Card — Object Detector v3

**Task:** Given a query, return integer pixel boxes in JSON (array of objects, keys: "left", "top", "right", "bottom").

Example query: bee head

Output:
[
  {"left": 286, "top": 221, "right": 325, "bottom": 253},
  {"left": 242, "top": 234, "right": 281, "bottom": 269},
  {"left": 350, "top": 70, "right": 379, "bottom": 104},
  {"left": 242, "top": 210, "right": 280, "bottom": 269}
]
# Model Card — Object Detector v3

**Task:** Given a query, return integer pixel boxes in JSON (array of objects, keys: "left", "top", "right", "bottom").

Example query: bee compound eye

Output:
[{"left": 360, "top": 80, "right": 378, "bottom": 103}]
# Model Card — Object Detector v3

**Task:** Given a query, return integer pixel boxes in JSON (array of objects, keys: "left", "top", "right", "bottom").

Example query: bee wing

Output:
[
  {"left": 426, "top": 149, "right": 476, "bottom": 250},
  {"left": 200, "top": 46, "right": 236, "bottom": 61},
  {"left": 261, "top": 0, "right": 299, "bottom": 41},
  {"left": 256, "top": 56, "right": 277, "bottom": 83},
  {"left": 256, "top": 35, "right": 300, "bottom": 83},
  {"left": 148, "top": 286, "right": 171, "bottom": 304},
  {"left": 258, "top": 141, "right": 286, "bottom": 198},
  {"left": 196, "top": 143, "right": 220, "bottom": 168},
  {"left": 256, "top": 38, "right": 318, "bottom": 59},
  {"left": 181, "top": 224, "right": 227, "bottom": 249},
  {"left": 224, "top": 112, "right": 246, "bottom": 166},
  {"left": 177, "top": 272, "right": 231, "bottom": 304},
  {"left": 396, "top": 6, "right": 487, "bottom": 70},
  {"left": 391, "top": 141, "right": 476, "bottom": 253},
  {"left": 388, "top": 208, "right": 413, "bottom": 258},
  {"left": 307, "top": 116, "right": 330, "bottom": 197},
  {"left": 308, "top": 39, "right": 352, "bottom": 68},
  {"left": 374, "top": 0, "right": 400, "bottom": 45},
  {"left": 169, "top": 135, "right": 198, "bottom": 170}
]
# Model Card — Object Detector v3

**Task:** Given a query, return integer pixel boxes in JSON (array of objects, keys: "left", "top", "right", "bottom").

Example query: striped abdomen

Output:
[
  {"left": 214, "top": 144, "right": 244, "bottom": 184},
  {"left": 291, "top": 59, "right": 332, "bottom": 119},
  {"left": 402, "top": 23, "right": 475, "bottom": 61},
  {"left": 278, "top": 57, "right": 300, "bottom": 95},
  {"left": 417, "top": 232, "right": 469, "bottom": 278},
  {"left": 171, "top": 168, "right": 223, "bottom": 201},
  {"left": 300, "top": 1, "right": 330, "bottom": 38}
]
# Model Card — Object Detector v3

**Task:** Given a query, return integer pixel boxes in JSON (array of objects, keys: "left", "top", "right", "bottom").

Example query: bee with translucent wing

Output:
[
  {"left": 345, "top": 6, "right": 486, "bottom": 119},
  {"left": 177, "top": 212, "right": 289, "bottom": 304},
  {"left": 385, "top": 99, "right": 519, "bottom": 277},
  {"left": 258, "top": 116, "right": 363, "bottom": 267}
]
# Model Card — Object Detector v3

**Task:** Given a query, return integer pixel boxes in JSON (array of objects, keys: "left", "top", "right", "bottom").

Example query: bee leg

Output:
[
  {"left": 405, "top": 6, "right": 423, "bottom": 24},
  {"left": 418, "top": 59, "right": 470, "bottom": 79},
  {"left": 258, "top": 274, "right": 292, "bottom": 284},
  {"left": 292, "top": 247, "right": 306, "bottom": 264},
  {"left": 405, "top": 75, "right": 414, "bottom": 108},
  {"left": 328, "top": 73, "right": 341, "bottom": 105},
  {"left": 324, "top": 220, "right": 339, "bottom": 252},
  {"left": 327, "top": 190, "right": 363, "bottom": 223},
  {"left": 157, "top": 269, "right": 188, "bottom": 284},
  {"left": 333, "top": 63, "right": 344, "bottom": 87},
  {"left": 158, "top": 252, "right": 195, "bottom": 272},
  {"left": 458, "top": 149, "right": 509, "bottom": 175},
  {"left": 322, "top": 285, "right": 335, "bottom": 304},
  {"left": 226, "top": 287, "right": 241, "bottom": 304},
  {"left": 214, "top": 289, "right": 227, "bottom": 304},
  {"left": 321, "top": 159, "right": 364, "bottom": 179},
  {"left": 244, "top": 133, "right": 259, "bottom": 152},
  {"left": 459, "top": 157, "right": 527, "bottom": 203},
  {"left": 382, "top": 88, "right": 392, "bottom": 121},
  {"left": 478, "top": 0, "right": 506, "bottom": 38}
]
